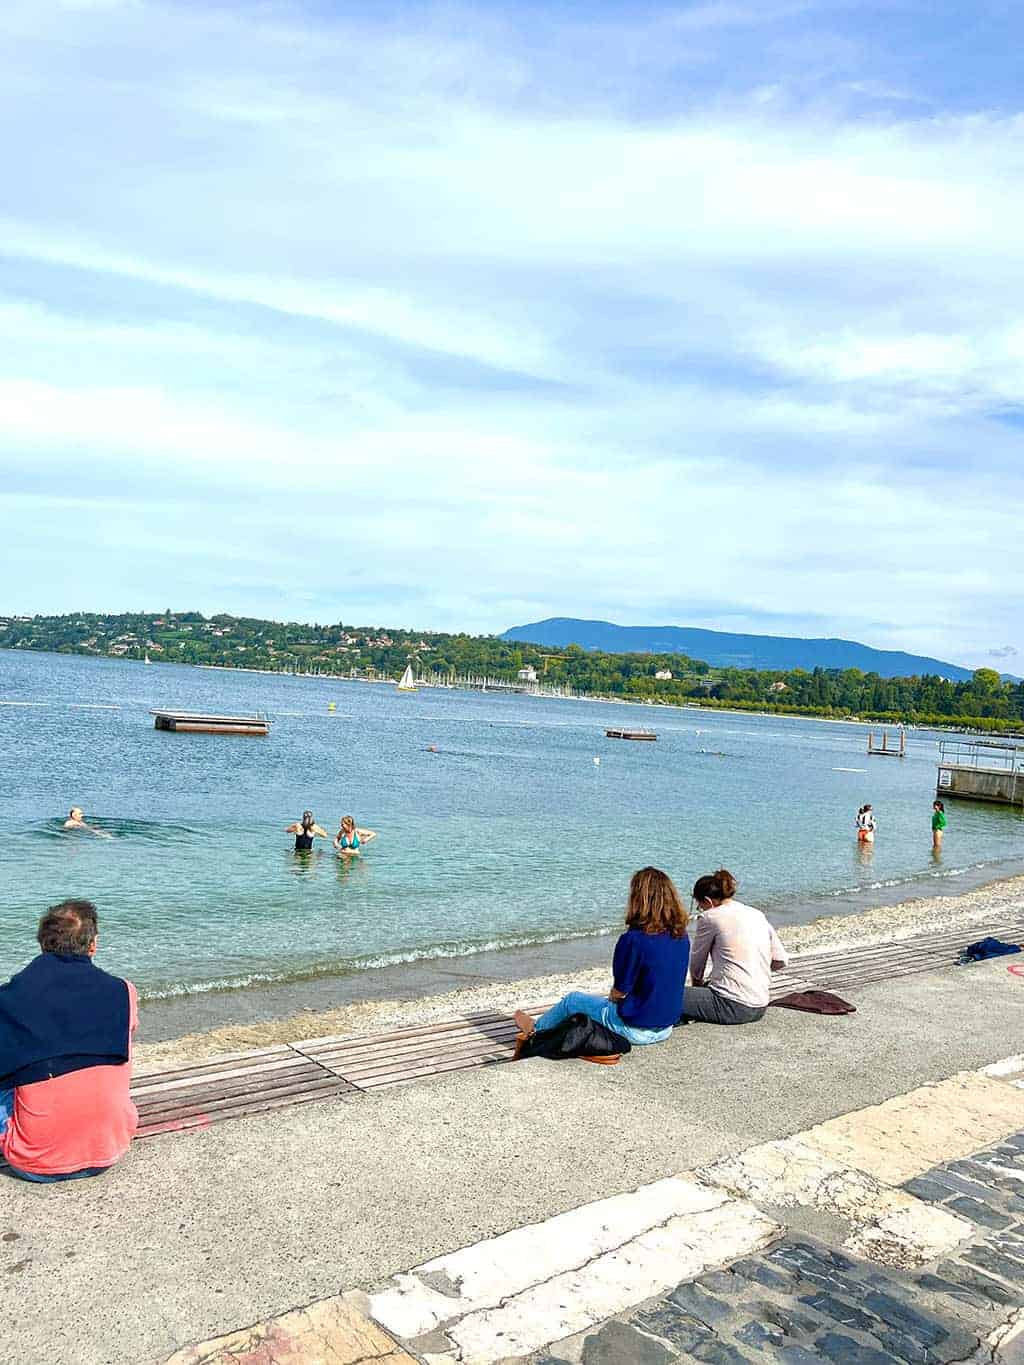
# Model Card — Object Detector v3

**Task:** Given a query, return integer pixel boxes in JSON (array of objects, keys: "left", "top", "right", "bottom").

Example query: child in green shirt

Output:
[{"left": 932, "top": 800, "right": 947, "bottom": 850}]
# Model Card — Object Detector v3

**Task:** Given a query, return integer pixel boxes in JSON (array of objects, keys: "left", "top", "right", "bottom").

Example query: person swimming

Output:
[
  {"left": 63, "top": 807, "right": 111, "bottom": 838},
  {"left": 285, "top": 810, "right": 328, "bottom": 852},
  {"left": 333, "top": 815, "right": 377, "bottom": 856}
]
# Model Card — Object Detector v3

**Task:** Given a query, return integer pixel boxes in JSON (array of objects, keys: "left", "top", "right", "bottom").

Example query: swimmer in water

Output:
[
  {"left": 285, "top": 810, "right": 328, "bottom": 852},
  {"left": 63, "top": 807, "right": 111, "bottom": 837},
  {"left": 333, "top": 814, "right": 377, "bottom": 857}
]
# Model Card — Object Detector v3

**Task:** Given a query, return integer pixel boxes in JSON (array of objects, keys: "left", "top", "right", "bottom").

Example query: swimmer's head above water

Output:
[{"left": 301, "top": 810, "right": 315, "bottom": 831}]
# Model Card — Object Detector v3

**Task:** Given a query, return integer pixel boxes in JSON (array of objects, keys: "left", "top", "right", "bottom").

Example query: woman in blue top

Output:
[{"left": 514, "top": 867, "right": 690, "bottom": 1046}]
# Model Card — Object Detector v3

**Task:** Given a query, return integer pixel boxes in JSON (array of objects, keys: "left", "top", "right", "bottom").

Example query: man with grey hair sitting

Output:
[{"left": 0, "top": 900, "right": 138, "bottom": 1182}]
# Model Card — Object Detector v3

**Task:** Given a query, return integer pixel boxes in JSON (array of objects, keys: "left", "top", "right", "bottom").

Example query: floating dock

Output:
[
  {"left": 937, "top": 737, "right": 1024, "bottom": 805},
  {"left": 151, "top": 710, "right": 270, "bottom": 736},
  {"left": 868, "top": 728, "right": 906, "bottom": 758},
  {"left": 605, "top": 727, "right": 657, "bottom": 741}
]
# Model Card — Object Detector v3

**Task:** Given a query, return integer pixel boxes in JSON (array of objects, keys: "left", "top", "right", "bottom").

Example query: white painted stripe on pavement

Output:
[
  {"left": 360, "top": 1175, "right": 730, "bottom": 1339},
  {"left": 445, "top": 1200, "right": 780, "bottom": 1364}
]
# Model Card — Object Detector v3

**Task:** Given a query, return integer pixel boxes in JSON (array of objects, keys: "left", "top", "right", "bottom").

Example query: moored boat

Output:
[{"left": 605, "top": 727, "right": 657, "bottom": 741}]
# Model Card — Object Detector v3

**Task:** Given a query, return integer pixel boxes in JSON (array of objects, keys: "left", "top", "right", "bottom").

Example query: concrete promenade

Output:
[{"left": 2, "top": 956, "right": 1023, "bottom": 1363}]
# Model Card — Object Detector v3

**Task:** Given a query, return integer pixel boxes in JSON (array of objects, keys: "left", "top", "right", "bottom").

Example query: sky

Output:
[{"left": 1, "top": 0, "right": 1022, "bottom": 668}]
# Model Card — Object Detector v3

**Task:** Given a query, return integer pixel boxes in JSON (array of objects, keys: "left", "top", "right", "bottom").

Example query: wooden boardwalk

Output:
[
  {"left": 766, "top": 912, "right": 1024, "bottom": 997},
  {"left": 7, "top": 916, "right": 1024, "bottom": 1154},
  {"left": 128, "top": 913, "right": 1024, "bottom": 1141}
]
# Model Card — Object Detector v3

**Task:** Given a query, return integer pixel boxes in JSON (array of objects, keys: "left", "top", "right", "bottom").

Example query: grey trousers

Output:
[{"left": 679, "top": 987, "right": 765, "bottom": 1025}]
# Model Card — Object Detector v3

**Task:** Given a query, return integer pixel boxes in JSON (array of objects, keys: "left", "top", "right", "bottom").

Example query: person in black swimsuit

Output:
[{"left": 285, "top": 810, "right": 328, "bottom": 851}]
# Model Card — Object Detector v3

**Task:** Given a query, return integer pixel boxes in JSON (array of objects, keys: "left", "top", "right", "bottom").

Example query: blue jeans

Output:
[
  {"left": 0, "top": 1086, "right": 108, "bottom": 1184},
  {"left": 533, "top": 992, "right": 671, "bottom": 1046}
]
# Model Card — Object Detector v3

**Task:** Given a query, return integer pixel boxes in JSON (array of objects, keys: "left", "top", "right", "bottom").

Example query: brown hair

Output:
[
  {"left": 625, "top": 867, "right": 688, "bottom": 937},
  {"left": 37, "top": 899, "right": 99, "bottom": 955},
  {"left": 692, "top": 868, "right": 738, "bottom": 905}
]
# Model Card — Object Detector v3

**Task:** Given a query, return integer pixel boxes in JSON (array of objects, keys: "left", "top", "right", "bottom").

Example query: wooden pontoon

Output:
[
  {"left": 867, "top": 728, "right": 905, "bottom": 758},
  {"left": 151, "top": 710, "right": 270, "bottom": 736},
  {"left": 605, "top": 727, "right": 657, "bottom": 741}
]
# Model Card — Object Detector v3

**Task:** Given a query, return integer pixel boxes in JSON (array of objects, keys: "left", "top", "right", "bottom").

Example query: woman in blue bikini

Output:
[{"left": 333, "top": 815, "right": 377, "bottom": 857}]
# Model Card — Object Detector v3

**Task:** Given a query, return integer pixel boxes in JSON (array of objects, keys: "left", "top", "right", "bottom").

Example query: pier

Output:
[{"left": 936, "top": 736, "right": 1024, "bottom": 804}]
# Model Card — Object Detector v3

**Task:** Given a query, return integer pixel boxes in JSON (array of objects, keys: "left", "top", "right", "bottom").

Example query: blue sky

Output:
[{"left": 1, "top": 0, "right": 1022, "bottom": 668}]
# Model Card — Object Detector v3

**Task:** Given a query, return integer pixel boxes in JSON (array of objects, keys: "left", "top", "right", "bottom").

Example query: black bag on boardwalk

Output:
[{"left": 517, "top": 1012, "right": 632, "bottom": 1063}]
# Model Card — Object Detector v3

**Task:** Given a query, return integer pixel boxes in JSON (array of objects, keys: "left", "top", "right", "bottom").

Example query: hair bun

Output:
[{"left": 714, "top": 868, "right": 738, "bottom": 899}]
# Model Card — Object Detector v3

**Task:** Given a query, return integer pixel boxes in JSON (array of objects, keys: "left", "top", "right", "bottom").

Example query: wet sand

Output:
[{"left": 133, "top": 870, "right": 1024, "bottom": 1073}]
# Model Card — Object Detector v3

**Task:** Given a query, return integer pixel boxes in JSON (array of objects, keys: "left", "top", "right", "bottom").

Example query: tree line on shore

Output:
[{"left": 3, "top": 611, "right": 1021, "bottom": 732}]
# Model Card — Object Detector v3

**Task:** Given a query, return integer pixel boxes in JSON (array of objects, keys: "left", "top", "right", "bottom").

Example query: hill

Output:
[
  {"left": 501, "top": 618, "right": 975, "bottom": 681},
  {"left": 5, "top": 610, "right": 1022, "bottom": 728}
]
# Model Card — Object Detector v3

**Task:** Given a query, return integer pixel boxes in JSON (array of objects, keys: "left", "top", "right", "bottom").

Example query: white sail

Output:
[{"left": 397, "top": 664, "right": 417, "bottom": 692}]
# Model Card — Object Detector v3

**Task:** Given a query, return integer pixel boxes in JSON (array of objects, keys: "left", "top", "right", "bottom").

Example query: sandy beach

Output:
[{"left": 133, "top": 869, "right": 1024, "bottom": 1072}]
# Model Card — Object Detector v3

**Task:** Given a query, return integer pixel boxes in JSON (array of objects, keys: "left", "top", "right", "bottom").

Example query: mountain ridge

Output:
[{"left": 500, "top": 617, "right": 978, "bottom": 681}]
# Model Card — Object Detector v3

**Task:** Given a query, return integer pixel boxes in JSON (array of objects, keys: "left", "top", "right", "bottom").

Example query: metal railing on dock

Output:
[{"left": 937, "top": 737, "right": 1024, "bottom": 805}]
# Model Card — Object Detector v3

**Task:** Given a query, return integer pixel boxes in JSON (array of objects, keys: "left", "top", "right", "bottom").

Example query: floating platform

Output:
[
  {"left": 605, "top": 727, "right": 657, "bottom": 741},
  {"left": 868, "top": 729, "right": 906, "bottom": 758},
  {"left": 151, "top": 710, "right": 270, "bottom": 736}
]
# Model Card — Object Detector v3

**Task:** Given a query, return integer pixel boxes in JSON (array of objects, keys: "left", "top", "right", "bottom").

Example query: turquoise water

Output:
[{"left": 2, "top": 649, "right": 1023, "bottom": 1000}]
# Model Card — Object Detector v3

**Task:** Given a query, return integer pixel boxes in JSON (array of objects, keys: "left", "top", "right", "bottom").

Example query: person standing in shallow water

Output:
[
  {"left": 285, "top": 810, "right": 328, "bottom": 852},
  {"left": 932, "top": 800, "right": 947, "bottom": 852},
  {"left": 333, "top": 815, "right": 377, "bottom": 857},
  {"left": 856, "top": 804, "right": 876, "bottom": 844},
  {"left": 679, "top": 869, "right": 788, "bottom": 1026}
]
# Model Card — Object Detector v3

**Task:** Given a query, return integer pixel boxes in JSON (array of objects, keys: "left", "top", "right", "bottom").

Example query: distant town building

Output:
[
  {"left": 655, "top": 669, "right": 673, "bottom": 681},
  {"left": 769, "top": 681, "right": 788, "bottom": 693},
  {"left": 517, "top": 666, "right": 538, "bottom": 683}
]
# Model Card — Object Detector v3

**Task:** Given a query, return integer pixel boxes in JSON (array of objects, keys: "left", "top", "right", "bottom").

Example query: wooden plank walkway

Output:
[
  {"left": 133, "top": 1045, "right": 358, "bottom": 1137},
  {"left": 768, "top": 911, "right": 1024, "bottom": 998},
  {"left": 8, "top": 914, "right": 1016, "bottom": 1151}
]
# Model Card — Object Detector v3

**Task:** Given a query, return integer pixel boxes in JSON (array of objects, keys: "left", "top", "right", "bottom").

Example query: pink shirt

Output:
[
  {"left": 1, "top": 982, "right": 138, "bottom": 1175},
  {"left": 689, "top": 901, "right": 788, "bottom": 1009}
]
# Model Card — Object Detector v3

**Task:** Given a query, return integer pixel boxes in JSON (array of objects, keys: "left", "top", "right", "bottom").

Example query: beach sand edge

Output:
[{"left": 133, "top": 871, "right": 1024, "bottom": 1072}]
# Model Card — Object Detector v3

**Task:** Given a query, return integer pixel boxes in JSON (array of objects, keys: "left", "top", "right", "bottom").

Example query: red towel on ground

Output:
[{"left": 769, "top": 990, "right": 855, "bottom": 1015}]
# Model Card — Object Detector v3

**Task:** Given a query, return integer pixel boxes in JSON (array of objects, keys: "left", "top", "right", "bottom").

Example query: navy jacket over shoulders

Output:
[
  {"left": 612, "top": 929, "right": 690, "bottom": 1030},
  {"left": 0, "top": 953, "right": 130, "bottom": 1087}
]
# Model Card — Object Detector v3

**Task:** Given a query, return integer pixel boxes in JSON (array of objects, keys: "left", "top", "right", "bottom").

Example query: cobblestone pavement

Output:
[{"left": 531, "top": 1133, "right": 1024, "bottom": 1364}]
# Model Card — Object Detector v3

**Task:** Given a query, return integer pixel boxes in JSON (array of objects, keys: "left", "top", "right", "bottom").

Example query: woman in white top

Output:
[
  {"left": 856, "top": 805, "right": 876, "bottom": 843},
  {"left": 680, "top": 868, "right": 788, "bottom": 1025}
]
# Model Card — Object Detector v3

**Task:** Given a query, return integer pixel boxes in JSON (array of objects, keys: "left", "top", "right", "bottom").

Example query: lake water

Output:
[{"left": 2, "top": 649, "right": 1023, "bottom": 1001}]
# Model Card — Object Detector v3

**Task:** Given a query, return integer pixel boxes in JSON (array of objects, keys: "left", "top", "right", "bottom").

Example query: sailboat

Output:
[{"left": 397, "top": 664, "right": 417, "bottom": 693}]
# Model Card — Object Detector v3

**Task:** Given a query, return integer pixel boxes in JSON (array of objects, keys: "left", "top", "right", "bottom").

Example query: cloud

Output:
[
  {"left": 0, "top": 0, "right": 1023, "bottom": 666},
  {"left": 990, "top": 645, "right": 1019, "bottom": 659}
]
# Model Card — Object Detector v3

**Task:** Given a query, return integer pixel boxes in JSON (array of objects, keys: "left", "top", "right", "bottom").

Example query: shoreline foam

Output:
[{"left": 133, "top": 869, "right": 1024, "bottom": 1073}]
